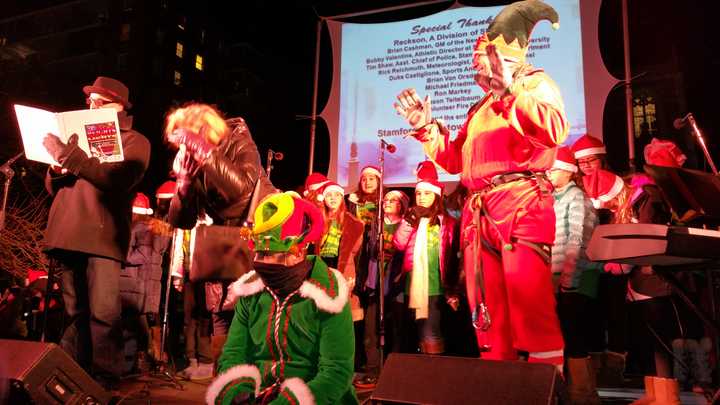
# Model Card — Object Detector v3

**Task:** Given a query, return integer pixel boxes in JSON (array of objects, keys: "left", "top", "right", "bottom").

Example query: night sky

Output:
[{"left": 2, "top": 0, "right": 718, "bottom": 199}]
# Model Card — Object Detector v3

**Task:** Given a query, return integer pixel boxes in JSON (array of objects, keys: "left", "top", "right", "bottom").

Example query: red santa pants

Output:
[{"left": 462, "top": 179, "right": 564, "bottom": 366}]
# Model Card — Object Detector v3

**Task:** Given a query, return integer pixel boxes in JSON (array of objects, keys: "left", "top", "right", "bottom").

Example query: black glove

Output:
[
  {"left": 173, "top": 146, "right": 199, "bottom": 196},
  {"left": 404, "top": 206, "right": 432, "bottom": 228},
  {"left": 167, "top": 128, "right": 214, "bottom": 164},
  {"left": 43, "top": 133, "right": 78, "bottom": 164}
]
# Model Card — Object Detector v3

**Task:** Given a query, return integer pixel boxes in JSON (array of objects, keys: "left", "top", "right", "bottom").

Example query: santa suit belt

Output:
[{"left": 467, "top": 171, "right": 552, "bottom": 335}]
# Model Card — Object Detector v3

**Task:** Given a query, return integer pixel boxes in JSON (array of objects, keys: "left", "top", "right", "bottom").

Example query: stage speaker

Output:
[
  {"left": 0, "top": 339, "right": 111, "bottom": 405},
  {"left": 370, "top": 353, "right": 561, "bottom": 405}
]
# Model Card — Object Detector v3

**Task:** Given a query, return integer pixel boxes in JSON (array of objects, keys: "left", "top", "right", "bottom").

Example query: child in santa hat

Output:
[
  {"left": 393, "top": 162, "right": 460, "bottom": 356},
  {"left": 547, "top": 147, "right": 603, "bottom": 404},
  {"left": 572, "top": 134, "right": 607, "bottom": 177}
]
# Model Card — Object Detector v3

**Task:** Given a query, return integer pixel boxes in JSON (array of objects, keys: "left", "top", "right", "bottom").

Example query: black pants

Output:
[
  {"left": 53, "top": 250, "right": 123, "bottom": 383},
  {"left": 557, "top": 292, "right": 599, "bottom": 358}
]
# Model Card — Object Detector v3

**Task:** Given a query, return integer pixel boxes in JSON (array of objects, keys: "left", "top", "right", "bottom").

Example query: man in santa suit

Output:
[{"left": 393, "top": 0, "right": 566, "bottom": 369}]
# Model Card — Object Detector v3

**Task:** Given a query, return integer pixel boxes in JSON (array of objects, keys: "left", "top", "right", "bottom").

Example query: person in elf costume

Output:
[
  {"left": 393, "top": 0, "right": 566, "bottom": 368},
  {"left": 205, "top": 192, "right": 358, "bottom": 405}
]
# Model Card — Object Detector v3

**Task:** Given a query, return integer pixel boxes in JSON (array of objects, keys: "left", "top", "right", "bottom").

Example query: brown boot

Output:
[
  {"left": 598, "top": 351, "right": 626, "bottom": 387},
  {"left": 629, "top": 376, "right": 655, "bottom": 405},
  {"left": 566, "top": 357, "right": 601, "bottom": 405},
  {"left": 652, "top": 377, "right": 680, "bottom": 405}
]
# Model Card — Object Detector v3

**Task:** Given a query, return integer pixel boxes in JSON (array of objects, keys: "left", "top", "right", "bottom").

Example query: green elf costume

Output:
[{"left": 205, "top": 192, "right": 358, "bottom": 405}]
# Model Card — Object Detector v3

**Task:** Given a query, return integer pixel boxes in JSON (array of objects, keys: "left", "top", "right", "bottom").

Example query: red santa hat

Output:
[
  {"left": 320, "top": 181, "right": 345, "bottom": 199},
  {"left": 384, "top": 190, "right": 410, "bottom": 212},
  {"left": 552, "top": 146, "right": 578, "bottom": 173},
  {"left": 360, "top": 165, "right": 382, "bottom": 179},
  {"left": 644, "top": 138, "right": 687, "bottom": 168},
  {"left": 571, "top": 134, "right": 606, "bottom": 159},
  {"left": 155, "top": 180, "right": 176, "bottom": 199},
  {"left": 583, "top": 169, "right": 625, "bottom": 208},
  {"left": 132, "top": 192, "right": 154, "bottom": 215},
  {"left": 303, "top": 172, "right": 330, "bottom": 196},
  {"left": 415, "top": 161, "right": 442, "bottom": 195}
]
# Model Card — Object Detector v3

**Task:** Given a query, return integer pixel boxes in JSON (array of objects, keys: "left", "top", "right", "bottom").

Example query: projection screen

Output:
[{"left": 319, "top": 0, "right": 615, "bottom": 188}]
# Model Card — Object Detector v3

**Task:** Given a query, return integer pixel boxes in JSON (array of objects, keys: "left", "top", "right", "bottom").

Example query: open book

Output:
[{"left": 13, "top": 104, "right": 124, "bottom": 165}]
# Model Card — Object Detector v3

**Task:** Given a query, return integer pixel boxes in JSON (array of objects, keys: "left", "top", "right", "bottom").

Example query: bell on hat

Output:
[
  {"left": 571, "top": 134, "right": 606, "bottom": 159},
  {"left": 155, "top": 180, "right": 176, "bottom": 200},
  {"left": 415, "top": 161, "right": 443, "bottom": 195},
  {"left": 132, "top": 192, "right": 154, "bottom": 215},
  {"left": 303, "top": 173, "right": 330, "bottom": 197},
  {"left": 583, "top": 169, "right": 625, "bottom": 208},
  {"left": 252, "top": 192, "right": 324, "bottom": 254},
  {"left": 552, "top": 146, "right": 578, "bottom": 173},
  {"left": 474, "top": 0, "right": 560, "bottom": 63},
  {"left": 360, "top": 165, "right": 382, "bottom": 179},
  {"left": 644, "top": 138, "right": 687, "bottom": 168}
]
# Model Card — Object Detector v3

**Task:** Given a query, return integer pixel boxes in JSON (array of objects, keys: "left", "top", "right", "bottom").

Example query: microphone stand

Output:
[
  {"left": 375, "top": 139, "right": 391, "bottom": 373},
  {"left": 687, "top": 114, "right": 718, "bottom": 175},
  {"left": 0, "top": 152, "right": 23, "bottom": 232}
]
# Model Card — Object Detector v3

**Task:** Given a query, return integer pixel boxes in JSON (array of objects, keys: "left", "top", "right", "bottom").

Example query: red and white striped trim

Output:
[
  {"left": 416, "top": 181, "right": 441, "bottom": 195},
  {"left": 574, "top": 146, "right": 606, "bottom": 159},
  {"left": 591, "top": 175, "right": 624, "bottom": 208},
  {"left": 361, "top": 166, "right": 381, "bottom": 178},
  {"left": 132, "top": 206, "right": 153, "bottom": 215},
  {"left": 552, "top": 160, "right": 578, "bottom": 173}
]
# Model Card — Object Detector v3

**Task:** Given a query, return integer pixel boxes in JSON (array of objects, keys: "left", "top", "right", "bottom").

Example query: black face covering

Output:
[{"left": 253, "top": 259, "right": 312, "bottom": 297}]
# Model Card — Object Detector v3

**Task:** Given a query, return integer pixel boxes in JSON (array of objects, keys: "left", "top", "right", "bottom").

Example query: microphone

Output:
[
  {"left": 673, "top": 113, "right": 694, "bottom": 129},
  {"left": 381, "top": 139, "right": 396, "bottom": 154}
]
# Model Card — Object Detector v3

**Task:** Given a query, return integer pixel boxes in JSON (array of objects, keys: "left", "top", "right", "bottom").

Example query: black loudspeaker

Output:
[
  {"left": 0, "top": 339, "right": 111, "bottom": 405},
  {"left": 370, "top": 353, "right": 561, "bottom": 405}
]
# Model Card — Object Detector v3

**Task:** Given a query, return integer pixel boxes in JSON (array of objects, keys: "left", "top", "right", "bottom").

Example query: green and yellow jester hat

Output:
[
  {"left": 474, "top": 0, "right": 560, "bottom": 63},
  {"left": 252, "top": 191, "right": 325, "bottom": 255}
]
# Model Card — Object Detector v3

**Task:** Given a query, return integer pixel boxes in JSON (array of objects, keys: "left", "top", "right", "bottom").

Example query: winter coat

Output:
[
  {"left": 207, "top": 256, "right": 358, "bottom": 405},
  {"left": 44, "top": 112, "right": 150, "bottom": 261},
  {"left": 393, "top": 214, "right": 460, "bottom": 295}
]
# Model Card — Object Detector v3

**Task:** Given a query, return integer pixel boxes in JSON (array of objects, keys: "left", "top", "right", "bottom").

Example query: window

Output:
[
  {"left": 633, "top": 94, "right": 657, "bottom": 137},
  {"left": 120, "top": 23, "right": 131, "bottom": 41},
  {"left": 195, "top": 54, "right": 203, "bottom": 71},
  {"left": 174, "top": 70, "right": 182, "bottom": 86},
  {"left": 176, "top": 42, "right": 183, "bottom": 58}
]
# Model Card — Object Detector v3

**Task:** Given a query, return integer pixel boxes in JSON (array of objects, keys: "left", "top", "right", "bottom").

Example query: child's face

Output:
[
  {"left": 324, "top": 191, "right": 344, "bottom": 211},
  {"left": 547, "top": 168, "right": 574, "bottom": 189},
  {"left": 415, "top": 189, "right": 436, "bottom": 208},
  {"left": 383, "top": 196, "right": 402, "bottom": 216},
  {"left": 361, "top": 174, "right": 379, "bottom": 194},
  {"left": 578, "top": 155, "right": 602, "bottom": 175}
]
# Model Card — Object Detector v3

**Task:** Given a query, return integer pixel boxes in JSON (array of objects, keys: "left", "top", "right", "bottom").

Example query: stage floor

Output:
[{"left": 114, "top": 375, "right": 709, "bottom": 404}]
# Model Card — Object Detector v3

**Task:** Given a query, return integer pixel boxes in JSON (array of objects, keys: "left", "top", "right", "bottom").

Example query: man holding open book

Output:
[{"left": 42, "top": 76, "right": 150, "bottom": 391}]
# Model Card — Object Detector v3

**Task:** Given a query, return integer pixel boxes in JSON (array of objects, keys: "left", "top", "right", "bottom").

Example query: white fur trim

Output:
[
  {"left": 299, "top": 268, "right": 349, "bottom": 314},
  {"left": 308, "top": 180, "right": 330, "bottom": 192},
  {"left": 205, "top": 364, "right": 261, "bottom": 405},
  {"left": 361, "top": 167, "right": 381, "bottom": 179},
  {"left": 132, "top": 207, "right": 153, "bottom": 215},
  {"left": 552, "top": 160, "right": 578, "bottom": 173},
  {"left": 416, "top": 181, "right": 441, "bottom": 195},
  {"left": 280, "top": 377, "right": 315, "bottom": 405},
  {"left": 597, "top": 175, "right": 624, "bottom": 203},
  {"left": 230, "top": 271, "right": 265, "bottom": 298},
  {"left": 322, "top": 184, "right": 344, "bottom": 197},
  {"left": 156, "top": 192, "right": 174, "bottom": 199},
  {"left": 574, "top": 146, "right": 606, "bottom": 159}
]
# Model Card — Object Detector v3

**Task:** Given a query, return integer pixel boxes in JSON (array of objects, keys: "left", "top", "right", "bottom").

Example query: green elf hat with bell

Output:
[
  {"left": 474, "top": 0, "right": 560, "bottom": 63},
  {"left": 252, "top": 192, "right": 324, "bottom": 255}
]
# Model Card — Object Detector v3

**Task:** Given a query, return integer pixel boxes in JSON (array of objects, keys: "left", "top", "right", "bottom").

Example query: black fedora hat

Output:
[{"left": 83, "top": 76, "right": 132, "bottom": 109}]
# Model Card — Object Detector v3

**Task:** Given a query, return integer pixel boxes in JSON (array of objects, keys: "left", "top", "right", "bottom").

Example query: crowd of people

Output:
[{"left": 1, "top": 1, "right": 714, "bottom": 404}]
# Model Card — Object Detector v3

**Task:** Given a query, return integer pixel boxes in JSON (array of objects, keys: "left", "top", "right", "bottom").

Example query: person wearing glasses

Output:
[{"left": 42, "top": 76, "right": 150, "bottom": 392}]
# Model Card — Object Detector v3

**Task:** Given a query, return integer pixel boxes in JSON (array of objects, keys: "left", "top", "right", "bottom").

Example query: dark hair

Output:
[
  {"left": 414, "top": 192, "right": 446, "bottom": 226},
  {"left": 354, "top": 174, "right": 380, "bottom": 204}
]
